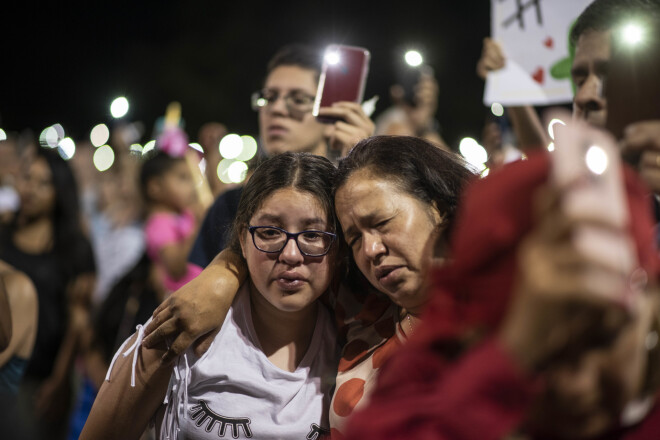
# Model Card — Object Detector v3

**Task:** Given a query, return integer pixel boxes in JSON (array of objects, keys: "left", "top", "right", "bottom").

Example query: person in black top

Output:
[{"left": 0, "top": 147, "right": 96, "bottom": 440}]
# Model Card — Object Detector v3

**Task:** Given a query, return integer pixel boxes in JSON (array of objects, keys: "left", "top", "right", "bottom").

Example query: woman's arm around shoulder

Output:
[{"left": 142, "top": 248, "right": 248, "bottom": 364}]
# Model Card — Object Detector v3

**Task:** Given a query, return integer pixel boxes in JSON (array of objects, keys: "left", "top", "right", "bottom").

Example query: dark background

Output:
[{"left": 1, "top": 1, "right": 492, "bottom": 149}]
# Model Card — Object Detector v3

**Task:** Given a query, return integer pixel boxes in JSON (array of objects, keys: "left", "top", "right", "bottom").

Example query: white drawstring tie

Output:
[
  {"left": 104, "top": 324, "right": 190, "bottom": 439},
  {"left": 105, "top": 324, "right": 145, "bottom": 387}
]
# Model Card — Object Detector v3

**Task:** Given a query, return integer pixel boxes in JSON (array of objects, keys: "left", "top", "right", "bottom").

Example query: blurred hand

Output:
[
  {"left": 477, "top": 37, "right": 506, "bottom": 80},
  {"left": 498, "top": 185, "right": 637, "bottom": 372},
  {"left": 407, "top": 72, "right": 439, "bottom": 135},
  {"left": 620, "top": 120, "right": 660, "bottom": 193},
  {"left": 318, "top": 102, "right": 375, "bottom": 157}
]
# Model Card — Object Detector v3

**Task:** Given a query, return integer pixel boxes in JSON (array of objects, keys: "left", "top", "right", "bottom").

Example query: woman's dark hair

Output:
[
  {"left": 35, "top": 148, "right": 94, "bottom": 278},
  {"left": 335, "top": 136, "right": 475, "bottom": 241},
  {"left": 228, "top": 152, "right": 339, "bottom": 257},
  {"left": 139, "top": 150, "right": 184, "bottom": 203}
]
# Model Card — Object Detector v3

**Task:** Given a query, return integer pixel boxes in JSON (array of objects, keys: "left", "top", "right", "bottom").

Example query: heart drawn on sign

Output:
[
  {"left": 544, "top": 37, "right": 554, "bottom": 49},
  {"left": 532, "top": 67, "right": 544, "bottom": 84}
]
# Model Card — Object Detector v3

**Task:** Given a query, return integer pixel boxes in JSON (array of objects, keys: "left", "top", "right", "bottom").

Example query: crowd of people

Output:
[{"left": 2, "top": 0, "right": 660, "bottom": 439}]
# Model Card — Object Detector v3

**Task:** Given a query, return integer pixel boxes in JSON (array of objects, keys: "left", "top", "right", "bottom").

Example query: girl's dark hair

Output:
[
  {"left": 335, "top": 136, "right": 475, "bottom": 241},
  {"left": 139, "top": 150, "right": 184, "bottom": 202},
  {"left": 35, "top": 148, "right": 94, "bottom": 277},
  {"left": 92, "top": 252, "right": 160, "bottom": 363},
  {"left": 228, "top": 152, "right": 338, "bottom": 256}
]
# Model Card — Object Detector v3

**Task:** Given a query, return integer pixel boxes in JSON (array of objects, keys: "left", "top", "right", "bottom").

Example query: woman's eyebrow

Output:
[
  {"left": 252, "top": 213, "right": 326, "bottom": 228},
  {"left": 300, "top": 218, "right": 327, "bottom": 228},
  {"left": 251, "top": 213, "right": 282, "bottom": 224}
]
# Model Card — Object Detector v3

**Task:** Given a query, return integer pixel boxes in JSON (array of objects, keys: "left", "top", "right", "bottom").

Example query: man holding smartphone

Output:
[
  {"left": 479, "top": 0, "right": 660, "bottom": 211},
  {"left": 570, "top": 0, "right": 660, "bottom": 195},
  {"left": 189, "top": 43, "right": 374, "bottom": 268}
]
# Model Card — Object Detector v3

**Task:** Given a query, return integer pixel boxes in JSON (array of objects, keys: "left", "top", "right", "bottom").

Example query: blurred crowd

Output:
[{"left": 2, "top": 1, "right": 660, "bottom": 439}]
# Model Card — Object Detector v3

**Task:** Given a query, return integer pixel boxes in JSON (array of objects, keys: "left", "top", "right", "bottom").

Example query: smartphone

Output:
[
  {"left": 313, "top": 45, "right": 370, "bottom": 123},
  {"left": 605, "top": 21, "right": 660, "bottom": 154},
  {"left": 550, "top": 113, "right": 637, "bottom": 290}
]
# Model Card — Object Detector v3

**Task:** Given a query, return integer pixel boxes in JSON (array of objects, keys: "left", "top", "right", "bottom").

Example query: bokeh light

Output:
[
  {"left": 142, "top": 140, "right": 156, "bottom": 155},
  {"left": 459, "top": 137, "right": 488, "bottom": 171},
  {"left": 219, "top": 134, "right": 243, "bottom": 159},
  {"left": 405, "top": 50, "right": 423, "bottom": 67},
  {"left": 110, "top": 97, "right": 129, "bottom": 118},
  {"left": 189, "top": 142, "right": 203, "bottom": 153},
  {"left": 256, "top": 97, "right": 267, "bottom": 107},
  {"left": 235, "top": 135, "right": 258, "bottom": 161},
  {"left": 90, "top": 124, "right": 110, "bottom": 147},
  {"left": 57, "top": 137, "right": 76, "bottom": 160},
  {"left": 490, "top": 102, "right": 504, "bottom": 117},
  {"left": 547, "top": 118, "right": 566, "bottom": 140},
  {"left": 217, "top": 158, "right": 234, "bottom": 184},
  {"left": 0, "top": 129, "right": 6, "bottom": 141},
  {"left": 130, "top": 143, "right": 143, "bottom": 154},
  {"left": 93, "top": 145, "right": 115, "bottom": 171},
  {"left": 40, "top": 125, "right": 60, "bottom": 148},
  {"left": 547, "top": 142, "right": 555, "bottom": 152},
  {"left": 53, "top": 123, "right": 65, "bottom": 139},
  {"left": 228, "top": 161, "right": 248, "bottom": 183},
  {"left": 622, "top": 23, "right": 644, "bottom": 45},
  {"left": 586, "top": 145, "right": 608, "bottom": 175}
]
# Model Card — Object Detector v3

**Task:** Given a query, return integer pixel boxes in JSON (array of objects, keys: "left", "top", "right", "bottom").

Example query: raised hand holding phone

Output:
[
  {"left": 550, "top": 111, "right": 638, "bottom": 304},
  {"left": 313, "top": 45, "right": 370, "bottom": 120},
  {"left": 313, "top": 45, "right": 375, "bottom": 156},
  {"left": 498, "top": 112, "right": 643, "bottom": 372}
]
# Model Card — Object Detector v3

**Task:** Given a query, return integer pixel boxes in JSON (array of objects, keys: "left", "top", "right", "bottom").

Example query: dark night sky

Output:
[{"left": 1, "top": 1, "right": 492, "bottom": 149}]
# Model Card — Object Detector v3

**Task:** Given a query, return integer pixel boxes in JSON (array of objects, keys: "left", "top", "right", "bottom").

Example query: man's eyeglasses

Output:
[
  {"left": 248, "top": 225, "right": 336, "bottom": 257},
  {"left": 250, "top": 89, "right": 316, "bottom": 115}
]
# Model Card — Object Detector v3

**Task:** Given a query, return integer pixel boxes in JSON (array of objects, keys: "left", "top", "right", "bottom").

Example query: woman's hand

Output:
[{"left": 142, "top": 249, "right": 247, "bottom": 364}]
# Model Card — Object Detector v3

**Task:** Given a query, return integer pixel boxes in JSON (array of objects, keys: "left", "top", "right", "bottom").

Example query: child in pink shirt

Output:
[{"left": 141, "top": 150, "right": 203, "bottom": 294}]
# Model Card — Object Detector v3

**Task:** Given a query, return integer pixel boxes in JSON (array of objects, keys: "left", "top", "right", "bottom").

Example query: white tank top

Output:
[{"left": 160, "top": 284, "right": 338, "bottom": 440}]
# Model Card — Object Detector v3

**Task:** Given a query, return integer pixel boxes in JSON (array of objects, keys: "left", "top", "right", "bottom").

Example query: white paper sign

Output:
[{"left": 484, "top": 0, "right": 593, "bottom": 106}]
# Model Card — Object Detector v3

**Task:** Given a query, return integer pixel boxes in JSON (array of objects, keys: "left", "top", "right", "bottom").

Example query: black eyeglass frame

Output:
[
  {"left": 250, "top": 89, "right": 316, "bottom": 115},
  {"left": 247, "top": 225, "right": 336, "bottom": 257}
]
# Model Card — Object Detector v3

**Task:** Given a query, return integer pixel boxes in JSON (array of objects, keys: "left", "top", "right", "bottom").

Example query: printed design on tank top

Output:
[
  {"left": 307, "top": 423, "right": 330, "bottom": 439},
  {"left": 189, "top": 400, "right": 253, "bottom": 438}
]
